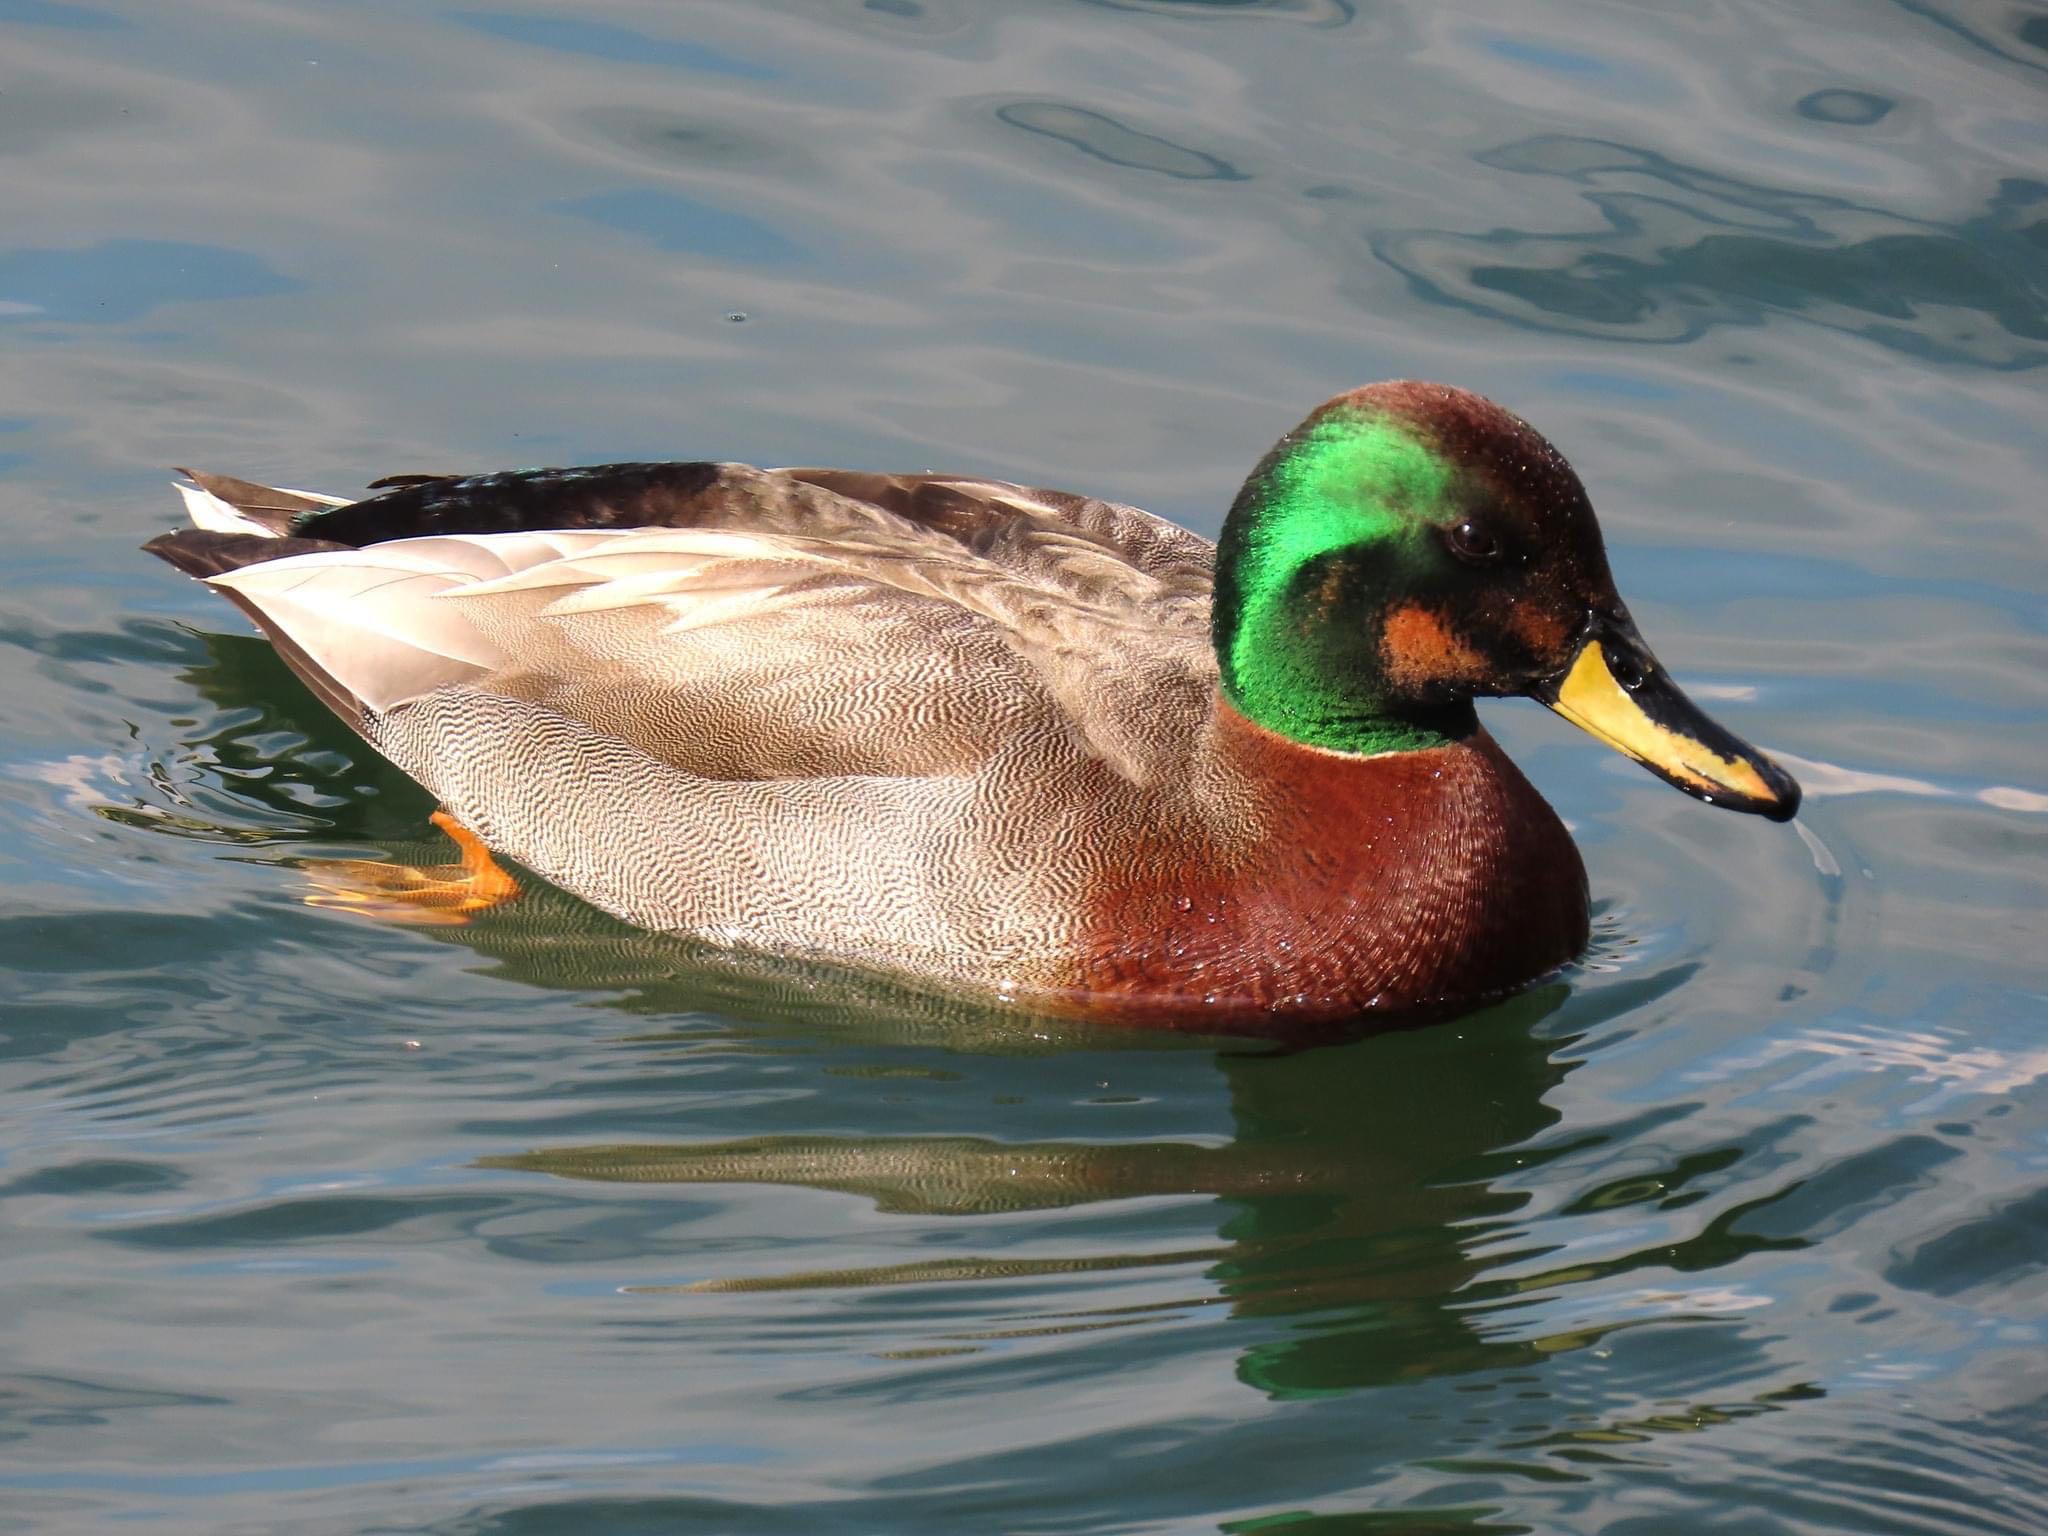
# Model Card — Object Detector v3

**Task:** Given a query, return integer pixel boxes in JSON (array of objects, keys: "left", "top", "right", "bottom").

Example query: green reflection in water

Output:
[{"left": 482, "top": 982, "right": 1776, "bottom": 1399}]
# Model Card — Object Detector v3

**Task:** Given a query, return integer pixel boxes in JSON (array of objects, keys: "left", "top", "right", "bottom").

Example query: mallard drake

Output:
[{"left": 147, "top": 381, "right": 1798, "bottom": 1027}]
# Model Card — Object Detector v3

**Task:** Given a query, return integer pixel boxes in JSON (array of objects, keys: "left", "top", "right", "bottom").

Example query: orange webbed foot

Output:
[{"left": 299, "top": 810, "right": 521, "bottom": 927}]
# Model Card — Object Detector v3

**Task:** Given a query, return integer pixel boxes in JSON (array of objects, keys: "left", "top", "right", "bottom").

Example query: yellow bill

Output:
[{"left": 1539, "top": 622, "right": 1800, "bottom": 821}]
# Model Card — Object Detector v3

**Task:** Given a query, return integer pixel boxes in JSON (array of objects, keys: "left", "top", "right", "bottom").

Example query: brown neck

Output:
[{"left": 1067, "top": 699, "right": 1590, "bottom": 1029}]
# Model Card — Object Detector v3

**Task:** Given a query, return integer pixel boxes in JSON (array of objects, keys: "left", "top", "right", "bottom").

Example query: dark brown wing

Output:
[{"left": 781, "top": 469, "right": 1215, "bottom": 601}]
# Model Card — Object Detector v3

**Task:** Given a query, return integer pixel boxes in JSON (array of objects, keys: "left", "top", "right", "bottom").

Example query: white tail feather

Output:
[
  {"left": 174, "top": 478, "right": 351, "bottom": 536},
  {"left": 177, "top": 481, "right": 275, "bottom": 536}
]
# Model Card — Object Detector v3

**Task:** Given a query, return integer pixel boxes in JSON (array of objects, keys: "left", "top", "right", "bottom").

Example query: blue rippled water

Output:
[{"left": 2, "top": 2, "right": 2044, "bottom": 1532}]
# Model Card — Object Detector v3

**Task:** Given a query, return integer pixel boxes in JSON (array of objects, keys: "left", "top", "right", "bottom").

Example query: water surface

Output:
[{"left": 2, "top": 2, "right": 2044, "bottom": 1532}]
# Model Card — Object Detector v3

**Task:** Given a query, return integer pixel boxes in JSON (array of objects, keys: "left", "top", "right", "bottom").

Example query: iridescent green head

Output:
[{"left": 1211, "top": 382, "right": 1801, "bottom": 818}]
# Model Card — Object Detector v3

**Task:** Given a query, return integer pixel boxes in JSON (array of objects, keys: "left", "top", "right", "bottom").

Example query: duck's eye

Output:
[{"left": 1445, "top": 519, "right": 1502, "bottom": 565}]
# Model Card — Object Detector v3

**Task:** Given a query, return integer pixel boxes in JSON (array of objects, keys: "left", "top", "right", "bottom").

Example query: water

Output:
[{"left": 2, "top": 2, "right": 2044, "bottom": 1531}]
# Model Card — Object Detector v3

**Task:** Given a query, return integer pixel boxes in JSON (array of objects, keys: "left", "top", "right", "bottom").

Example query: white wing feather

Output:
[{"left": 207, "top": 532, "right": 632, "bottom": 710}]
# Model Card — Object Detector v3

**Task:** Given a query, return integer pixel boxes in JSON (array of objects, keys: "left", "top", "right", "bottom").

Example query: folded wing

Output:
[{"left": 204, "top": 509, "right": 1216, "bottom": 785}]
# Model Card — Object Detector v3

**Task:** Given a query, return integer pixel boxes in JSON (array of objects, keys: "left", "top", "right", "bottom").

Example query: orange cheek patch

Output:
[
  {"left": 1510, "top": 603, "right": 1573, "bottom": 666},
  {"left": 1381, "top": 602, "right": 1488, "bottom": 690}
]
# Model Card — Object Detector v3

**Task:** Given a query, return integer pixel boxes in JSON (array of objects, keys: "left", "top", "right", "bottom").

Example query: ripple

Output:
[
  {"left": 0, "top": 239, "right": 299, "bottom": 327},
  {"left": 1890, "top": 0, "right": 2048, "bottom": 75},
  {"left": 1885, "top": 1183, "right": 2048, "bottom": 1299},
  {"left": 572, "top": 108, "right": 801, "bottom": 176},
  {"left": 447, "top": 12, "right": 778, "bottom": 79},
  {"left": 1079, "top": 0, "right": 1357, "bottom": 23},
  {"left": 559, "top": 190, "right": 809, "bottom": 268},
  {"left": 0, "top": 1158, "right": 187, "bottom": 1198},
  {"left": 996, "top": 101, "right": 1248, "bottom": 180},
  {"left": 1797, "top": 88, "right": 1896, "bottom": 126},
  {"left": 1374, "top": 136, "right": 2048, "bottom": 368},
  {"left": 0, "top": 1372, "right": 224, "bottom": 1429}
]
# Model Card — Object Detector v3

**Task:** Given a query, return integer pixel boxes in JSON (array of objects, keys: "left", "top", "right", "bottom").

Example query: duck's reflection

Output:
[
  {"left": 478, "top": 967, "right": 1582, "bottom": 1395},
  {"left": 439, "top": 905, "right": 1583, "bottom": 1394}
]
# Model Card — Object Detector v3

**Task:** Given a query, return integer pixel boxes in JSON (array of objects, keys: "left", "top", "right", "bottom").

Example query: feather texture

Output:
[{"left": 202, "top": 497, "right": 1217, "bottom": 787}]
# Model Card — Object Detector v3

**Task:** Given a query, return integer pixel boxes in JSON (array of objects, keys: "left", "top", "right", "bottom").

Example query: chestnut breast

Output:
[{"left": 1066, "top": 703, "right": 1589, "bottom": 1028}]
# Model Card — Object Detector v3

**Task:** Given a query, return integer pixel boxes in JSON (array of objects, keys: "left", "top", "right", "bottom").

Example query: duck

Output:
[{"left": 146, "top": 381, "right": 1799, "bottom": 1029}]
